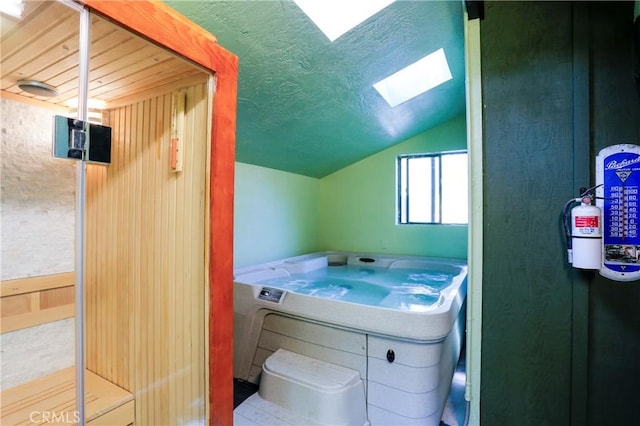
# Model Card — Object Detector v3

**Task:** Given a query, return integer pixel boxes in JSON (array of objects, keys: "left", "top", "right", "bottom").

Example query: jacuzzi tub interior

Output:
[{"left": 233, "top": 251, "right": 467, "bottom": 425}]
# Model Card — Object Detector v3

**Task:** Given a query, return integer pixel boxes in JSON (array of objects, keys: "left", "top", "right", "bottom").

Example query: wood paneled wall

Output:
[
  {"left": 85, "top": 82, "right": 209, "bottom": 425},
  {"left": 0, "top": 273, "right": 75, "bottom": 333}
]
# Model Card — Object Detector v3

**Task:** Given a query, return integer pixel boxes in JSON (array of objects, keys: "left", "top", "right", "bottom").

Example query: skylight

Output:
[
  {"left": 293, "top": 0, "right": 395, "bottom": 42},
  {"left": 373, "top": 48, "right": 453, "bottom": 108}
]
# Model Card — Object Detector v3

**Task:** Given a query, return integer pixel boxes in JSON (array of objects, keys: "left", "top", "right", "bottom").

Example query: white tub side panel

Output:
[
  {"left": 366, "top": 311, "right": 464, "bottom": 425},
  {"left": 368, "top": 335, "right": 444, "bottom": 367},
  {"left": 263, "top": 314, "right": 366, "bottom": 354},
  {"left": 368, "top": 358, "right": 441, "bottom": 393},
  {"left": 368, "top": 381, "right": 442, "bottom": 419},
  {"left": 367, "top": 337, "right": 456, "bottom": 424}
]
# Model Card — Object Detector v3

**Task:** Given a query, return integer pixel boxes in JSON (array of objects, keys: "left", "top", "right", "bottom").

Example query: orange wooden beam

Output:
[{"left": 81, "top": 1, "right": 238, "bottom": 424}]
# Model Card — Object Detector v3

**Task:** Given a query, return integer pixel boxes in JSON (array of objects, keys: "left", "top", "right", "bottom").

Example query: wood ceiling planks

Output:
[{"left": 0, "top": 0, "right": 206, "bottom": 109}]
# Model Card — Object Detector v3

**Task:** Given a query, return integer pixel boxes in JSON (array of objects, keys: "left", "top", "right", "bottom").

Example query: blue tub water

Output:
[{"left": 254, "top": 263, "right": 460, "bottom": 311}]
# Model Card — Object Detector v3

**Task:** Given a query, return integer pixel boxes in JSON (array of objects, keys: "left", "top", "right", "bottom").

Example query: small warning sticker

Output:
[{"left": 575, "top": 216, "right": 599, "bottom": 228}]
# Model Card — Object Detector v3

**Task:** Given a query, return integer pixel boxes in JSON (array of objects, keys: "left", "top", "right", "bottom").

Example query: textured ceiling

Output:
[{"left": 166, "top": 0, "right": 466, "bottom": 178}]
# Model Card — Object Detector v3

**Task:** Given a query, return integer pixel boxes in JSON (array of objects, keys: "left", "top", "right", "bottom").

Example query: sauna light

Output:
[
  {"left": 65, "top": 99, "right": 107, "bottom": 124},
  {"left": 66, "top": 108, "right": 104, "bottom": 125},
  {"left": 293, "top": 0, "right": 395, "bottom": 42},
  {"left": 17, "top": 80, "right": 58, "bottom": 97},
  {"left": 0, "top": 0, "right": 23, "bottom": 19},
  {"left": 373, "top": 48, "right": 452, "bottom": 108},
  {"left": 65, "top": 98, "right": 107, "bottom": 110}
]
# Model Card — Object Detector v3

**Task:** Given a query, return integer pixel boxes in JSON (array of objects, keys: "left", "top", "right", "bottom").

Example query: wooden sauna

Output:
[{"left": 0, "top": 1, "right": 237, "bottom": 424}]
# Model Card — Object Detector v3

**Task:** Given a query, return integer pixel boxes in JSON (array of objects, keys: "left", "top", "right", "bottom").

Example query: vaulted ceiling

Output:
[{"left": 166, "top": 0, "right": 466, "bottom": 178}]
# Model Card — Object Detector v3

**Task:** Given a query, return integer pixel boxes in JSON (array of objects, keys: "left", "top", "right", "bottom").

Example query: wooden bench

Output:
[{"left": 0, "top": 367, "right": 134, "bottom": 425}]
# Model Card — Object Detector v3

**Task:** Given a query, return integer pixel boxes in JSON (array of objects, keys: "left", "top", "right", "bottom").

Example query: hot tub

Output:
[{"left": 233, "top": 251, "right": 467, "bottom": 425}]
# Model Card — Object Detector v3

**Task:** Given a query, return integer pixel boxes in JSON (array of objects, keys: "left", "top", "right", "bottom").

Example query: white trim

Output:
[{"left": 464, "top": 13, "right": 483, "bottom": 426}]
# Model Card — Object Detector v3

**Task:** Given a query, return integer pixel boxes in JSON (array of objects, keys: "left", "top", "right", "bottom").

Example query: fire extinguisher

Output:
[{"left": 563, "top": 187, "right": 602, "bottom": 269}]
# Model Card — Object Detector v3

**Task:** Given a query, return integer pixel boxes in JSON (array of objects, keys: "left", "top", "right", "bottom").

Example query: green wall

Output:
[
  {"left": 233, "top": 162, "right": 319, "bottom": 268},
  {"left": 481, "top": 3, "right": 575, "bottom": 423},
  {"left": 318, "top": 115, "right": 468, "bottom": 259},
  {"left": 234, "top": 115, "right": 468, "bottom": 268},
  {"left": 588, "top": 2, "right": 640, "bottom": 423}
]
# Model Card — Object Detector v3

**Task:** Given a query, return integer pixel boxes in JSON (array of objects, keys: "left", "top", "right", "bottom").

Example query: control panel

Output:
[{"left": 258, "top": 287, "right": 285, "bottom": 303}]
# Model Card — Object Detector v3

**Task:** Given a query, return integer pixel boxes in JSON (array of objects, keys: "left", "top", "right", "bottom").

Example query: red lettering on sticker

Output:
[{"left": 575, "top": 216, "right": 599, "bottom": 228}]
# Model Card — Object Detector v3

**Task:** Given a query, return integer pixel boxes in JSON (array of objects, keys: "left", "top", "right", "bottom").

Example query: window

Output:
[{"left": 397, "top": 151, "right": 468, "bottom": 224}]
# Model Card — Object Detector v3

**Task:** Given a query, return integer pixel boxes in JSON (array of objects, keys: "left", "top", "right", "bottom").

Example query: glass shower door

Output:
[
  {"left": 0, "top": 0, "right": 85, "bottom": 423},
  {"left": 1, "top": 2, "right": 212, "bottom": 424},
  {"left": 83, "top": 11, "right": 211, "bottom": 426}
]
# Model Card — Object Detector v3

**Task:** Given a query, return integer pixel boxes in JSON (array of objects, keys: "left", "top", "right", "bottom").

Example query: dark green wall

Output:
[
  {"left": 481, "top": 2, "right": 640, "bottom": 425},
  {"left": 588, "top": 3, "right": 640, "bottom": 425}
]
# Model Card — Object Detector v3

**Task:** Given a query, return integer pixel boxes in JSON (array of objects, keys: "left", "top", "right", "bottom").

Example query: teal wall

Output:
[
  {"left": 233, "top": 162, "right": 319, "bottom": 268},
  {"left": 318, "top": 115, "right": 468, "bottom": 259}
]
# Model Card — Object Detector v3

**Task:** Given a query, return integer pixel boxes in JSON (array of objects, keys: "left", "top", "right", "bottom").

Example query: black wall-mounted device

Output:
[{"left": 53, "top": 115, "right": 112, "bottom": 165}]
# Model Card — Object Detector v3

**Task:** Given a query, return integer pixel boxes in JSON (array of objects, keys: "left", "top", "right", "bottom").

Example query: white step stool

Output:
[{"left": 234, "top": 349, "right": 368, "bottom": 426}]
